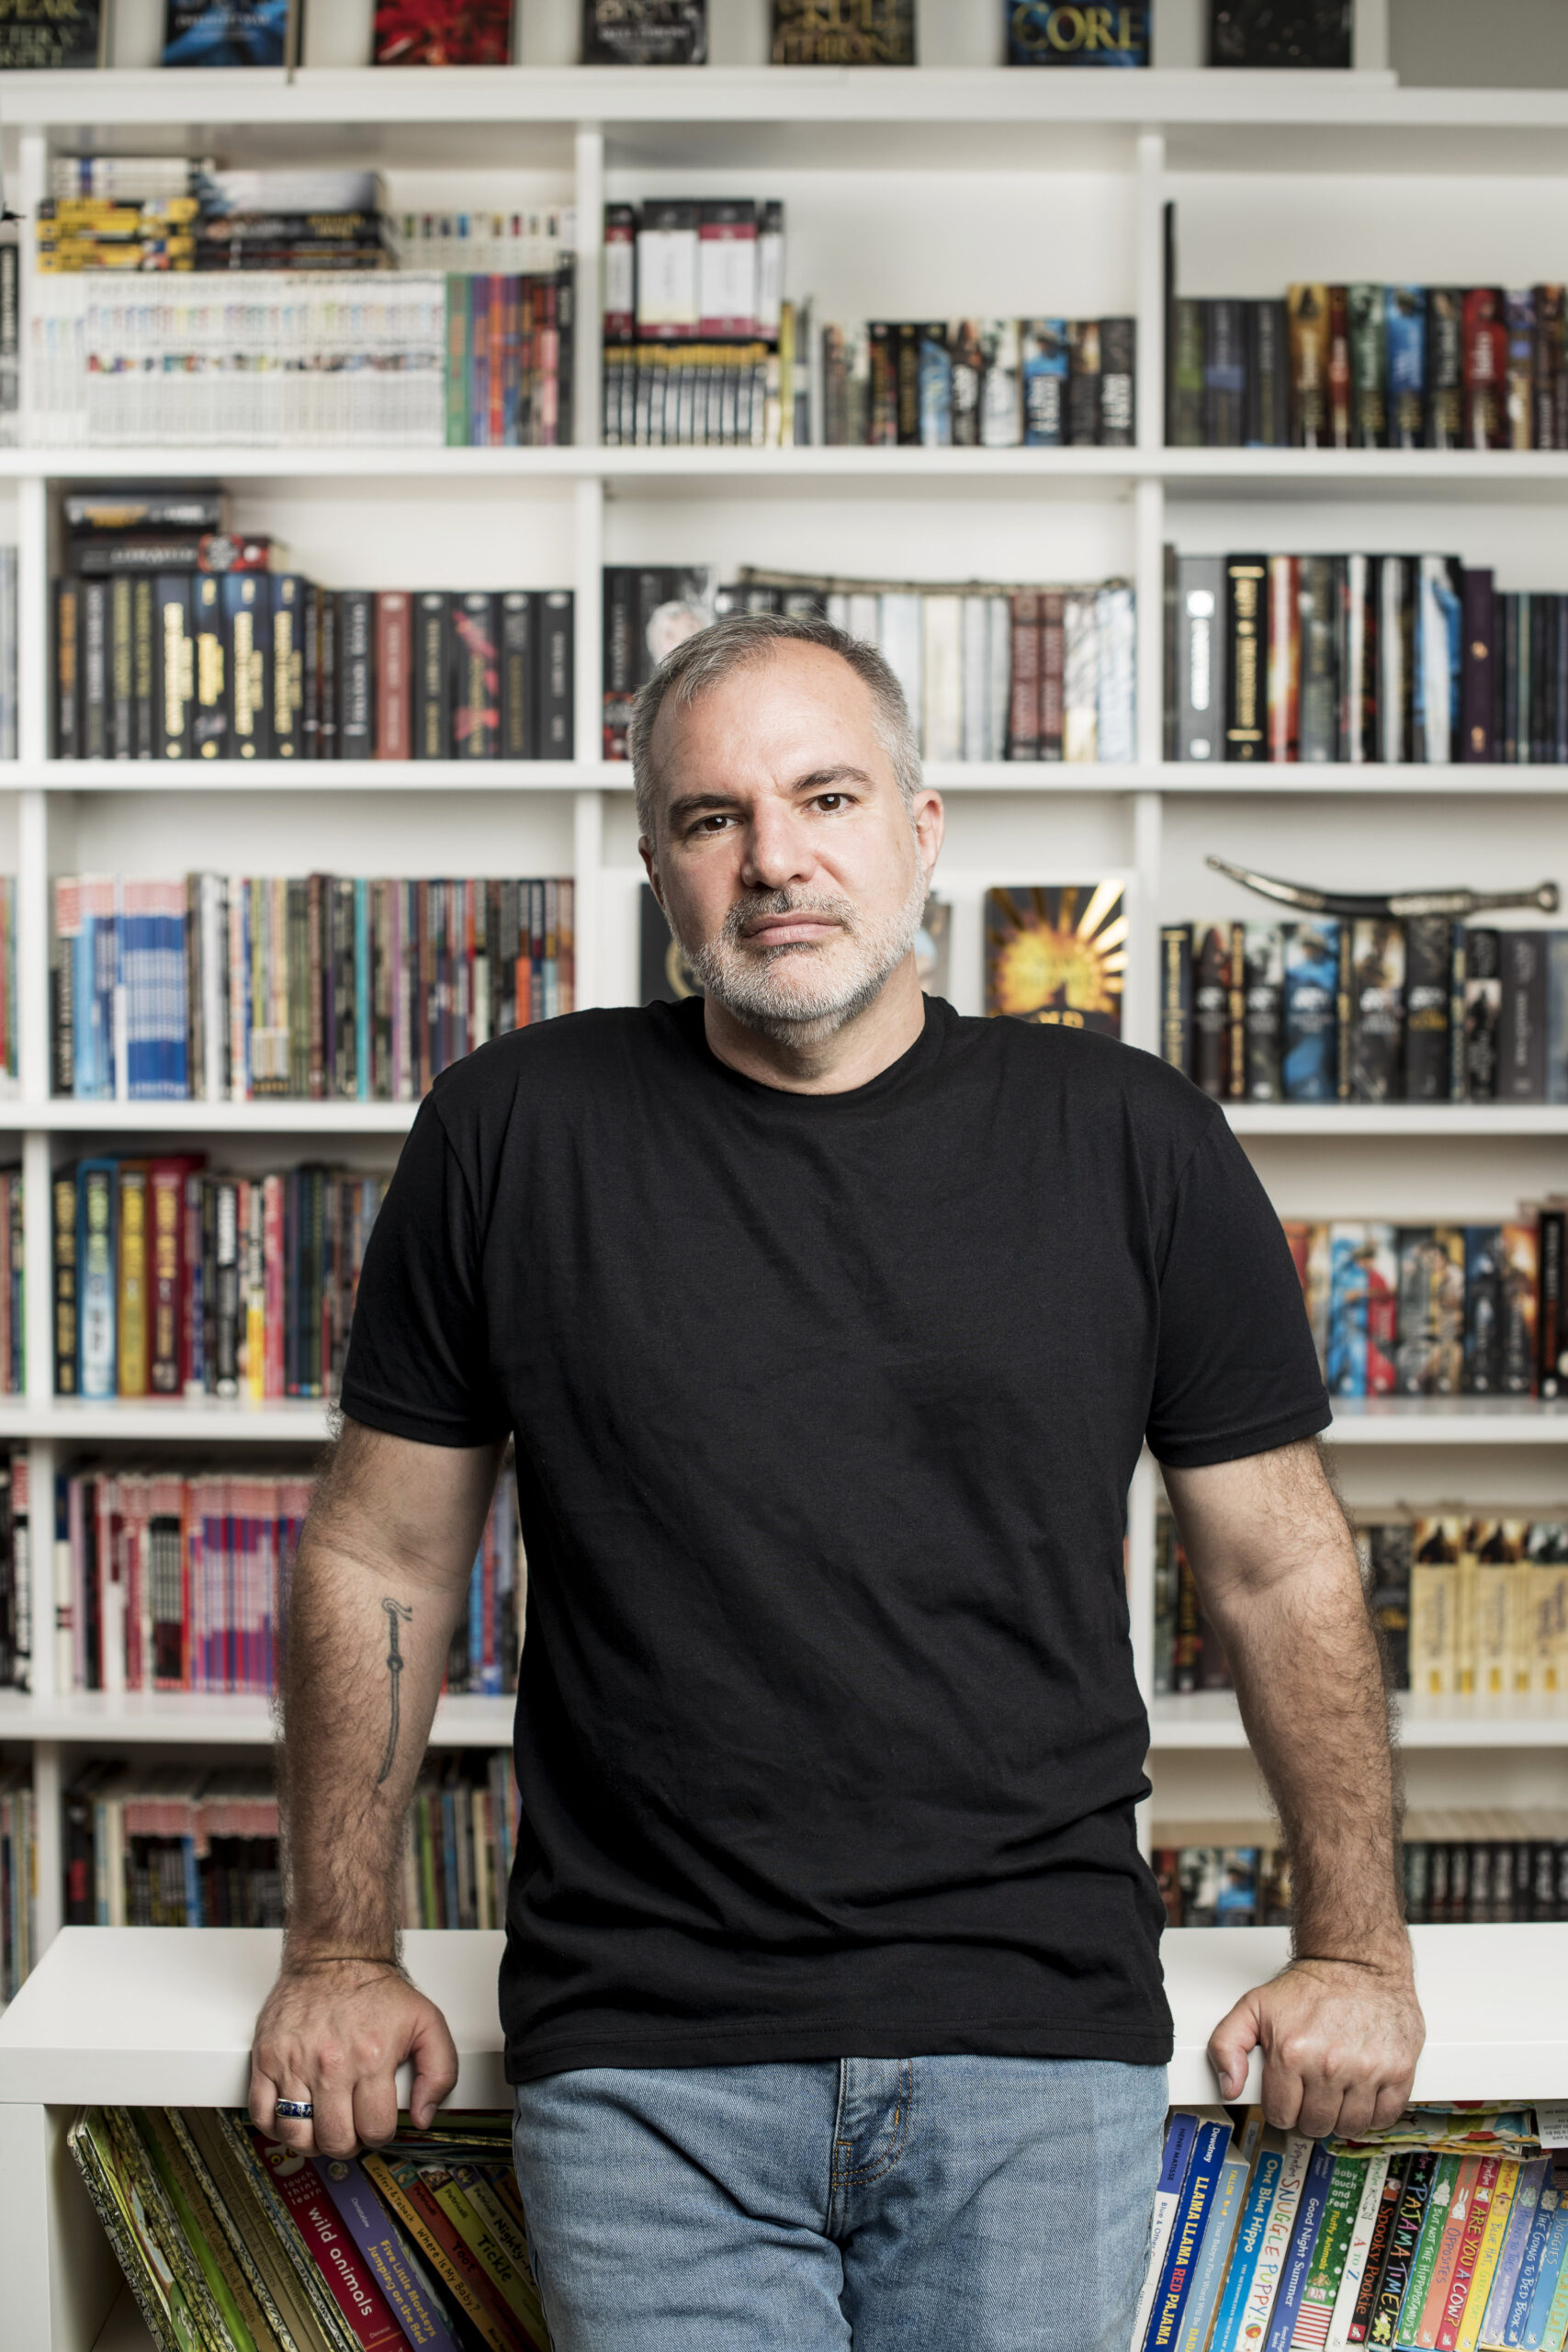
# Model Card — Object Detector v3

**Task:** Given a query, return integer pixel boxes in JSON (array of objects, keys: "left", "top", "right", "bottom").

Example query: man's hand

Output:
[
  {"left": 249, "top": 1956, "right": 459, "bottom": 2160},
  {"left": 1209, "top": 1955, "right": 1425, "bottom": 2140}
]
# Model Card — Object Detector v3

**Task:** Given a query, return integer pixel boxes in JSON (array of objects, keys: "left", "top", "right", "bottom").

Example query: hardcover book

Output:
[
  {"left": 773, "top": 0, "right": 912, "bottom": 63},
  {"left": 584, "top": 0, "right": 706, "bottom": 63},
  {"left": 984, "top": 883, "right": 1125, "bottom": 1038},
  {"left": 1210, "top": 1, "right": 1351, "bottom": 68},
  {"left": 0, "top": 0, "right": 107, "bottom": 66},
  {"left": 163, "top": 0, "right": 305, "bottom": 67},
  {"left": 373, "top": 0, "right": 514, "bottom": 61},
  {"left": 1008, "top": 2, "right": 1149, "bottom": 65}
]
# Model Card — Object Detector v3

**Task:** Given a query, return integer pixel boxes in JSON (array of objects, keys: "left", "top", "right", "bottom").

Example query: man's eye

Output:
[
  {"left": 817, "top": 793, "right": 845, "bottom": 811},
  {"left": 695, "top": 814, "right": 732, "bottom": 832}
]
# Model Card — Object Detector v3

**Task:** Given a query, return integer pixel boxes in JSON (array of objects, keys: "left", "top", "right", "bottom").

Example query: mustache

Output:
[{"left": 721, "top": 889, "right": 859, "bottom": 948}]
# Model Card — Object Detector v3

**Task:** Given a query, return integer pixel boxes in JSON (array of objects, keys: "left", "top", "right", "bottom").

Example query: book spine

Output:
[
  {"left": 537, "top": 592, "right": 573, "bottom": 759},
  {"left": 1224, "top": 556, "right": 1267, "bottom": 759},
  {"left": 499, "top": 591, "right": 534, "bottom": 760},
  {"left": 1540, "top": 1209, "right": 1566, "bottom": 1399},
  {"left": 1192, "top": 924, "right": 1229, "bottom": 1099},
  {"left": 414, "top": 593, "right": 451, "bottom": 760},
  {"left": 338, "top": 588, "right": 374, "bottom": 760},
  {"left": 53, "top": 579, "right": 80, "bottom": 758},
  {"left": 1160, "top": 924, "right": 1192, "bottom": 1073},
  {"left": 374, "top": 590, "right": 412, "bottom": 761}
]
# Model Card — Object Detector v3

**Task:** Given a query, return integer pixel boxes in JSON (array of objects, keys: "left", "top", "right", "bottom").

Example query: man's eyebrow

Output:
[{"left": 665, "top": 766, "right": 875, "bottom": 824}]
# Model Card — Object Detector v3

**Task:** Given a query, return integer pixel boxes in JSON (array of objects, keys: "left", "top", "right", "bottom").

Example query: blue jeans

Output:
[{"left": 513, "top": 2054, "right": 1168, "bottom": 2350}]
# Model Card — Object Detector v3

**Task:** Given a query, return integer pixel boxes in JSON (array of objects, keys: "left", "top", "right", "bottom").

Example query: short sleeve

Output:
[
  {"left": 339, "top": 1094, "right": 511, "bottom": 1448},
  {"left": 1145, "top": 1113, "right": 1331, "bottom": 1470}
]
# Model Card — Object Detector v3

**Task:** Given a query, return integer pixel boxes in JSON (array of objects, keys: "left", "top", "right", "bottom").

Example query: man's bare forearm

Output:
[
  {"left": 1166, "top": 1441, "right": 1408, "bottom": 1973},
  {"left": 279, "top": 1421, "right": 503, "bottom": 1967}
]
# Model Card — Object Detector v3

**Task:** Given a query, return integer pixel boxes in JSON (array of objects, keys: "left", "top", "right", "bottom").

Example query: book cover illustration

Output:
[
  {"left": 1281, "top": 920, "right": 1337, "bottom": 1102},
  {"left": 0, "top": 0, "right": 106, "bottom": 66},
  {"left": 773, "top": 0, "right": 914, "bottom": 63},
  {"left": 1009, "top": 3, "right": 1149, "bottom": 65},
  {"left": 164, "top": 0, "right": 303, "bottom": 66},
  {"left": 374, "top": 0, "right": 514, "bottom": 62},
  {"left": 585, "top": 0, "right": 707, "bottom": 63},
  {"left": 1325, "top": 1222, "right": 1396, "bottom": 1397},
  {"left": 1210, "top": 1, "right": 1351, "bottom": 68},
  {"left": 984, "top": 882, "right": 1125, "bottom": 1036}
]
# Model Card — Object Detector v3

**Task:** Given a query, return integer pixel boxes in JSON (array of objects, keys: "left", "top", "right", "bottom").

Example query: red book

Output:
[
  {"left": 250, "top": 2132, "right": 413, "bottom": 2350},
  {"left": 1040, "top": 591, "right": 1065, "bottom": 760},
  {"left": 489, "top": 273, "right": 504, "bottom": 448},
  {"left": 264, "top": 1173, "right": 285, "bottom": 1398},
  {"left": 1436, "top": 2155, "right": 1501, "bottom": 2349},
  {"left": 539, "top": 277, "right": 559, "bottom": 447},
  {"left": 1008, "top": 592, "right": 1042, "bottom": 759},
  {"left": 148, "top": 1158, "right": 201, "bottom": 1396},
  {"left": 1463, "top": 288, "right": 1508, "bottom": 449},
  {"left": 373, "top": 0, "right": 513, "bottom": 65},
  {"left": 375, "top": 593, "right": 412, "bottom": 761}
]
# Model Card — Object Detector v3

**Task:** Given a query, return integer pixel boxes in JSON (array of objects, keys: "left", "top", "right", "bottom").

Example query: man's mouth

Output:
[{"left": 741, "top": 913, "right": 845, "bottom": 948}]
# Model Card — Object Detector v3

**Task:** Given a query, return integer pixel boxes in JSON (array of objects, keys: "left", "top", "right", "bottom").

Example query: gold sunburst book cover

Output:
[{"left": 985, "top": 883, "right": 1127, "bottom": 1037}]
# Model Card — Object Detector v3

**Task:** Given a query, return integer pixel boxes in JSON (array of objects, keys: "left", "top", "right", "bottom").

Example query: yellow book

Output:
[
  {"left": 1455, "top": 1534, "right": 1481, "bottom": 1696},
  {"left": 1411, "top": 1519, "right": 1464, "bottom": 1697},
  {"left": 1456, "top": 2157, "right": 1518, "bottom": 2352},
  {"left": 117, "top": 1163, "right": 150, "bottom": 1398},
  {"left": 1529, "top": 1543, "right": 1568, "bottom": 1697},
  {"left": 425, "top": 2169, "right": 534, "bottom": 2326}
]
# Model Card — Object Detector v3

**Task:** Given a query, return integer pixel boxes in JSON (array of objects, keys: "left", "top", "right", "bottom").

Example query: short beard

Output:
[{"left": 676, "top": 864, "right": 929, "bottom": 1049}]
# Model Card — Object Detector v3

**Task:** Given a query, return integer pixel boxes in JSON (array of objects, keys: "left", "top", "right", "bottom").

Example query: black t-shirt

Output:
[{"left": 341, "top": 996, "right": 1330, "bottom": 2084}]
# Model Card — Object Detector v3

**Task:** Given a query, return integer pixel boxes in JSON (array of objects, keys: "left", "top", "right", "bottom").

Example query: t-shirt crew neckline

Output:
[{"left": 670, "top": 989, "right": 953, "bottom": 1110}]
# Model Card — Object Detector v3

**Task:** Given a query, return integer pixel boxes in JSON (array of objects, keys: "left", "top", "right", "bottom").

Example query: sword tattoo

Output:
[{"left": 376, "top": 1600, "right": 413, "bottom": 1787}]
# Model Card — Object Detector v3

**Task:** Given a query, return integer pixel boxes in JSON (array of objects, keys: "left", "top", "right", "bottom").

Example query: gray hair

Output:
[{"left": 627, "top": 608, "right": 923, "bottom": 840}]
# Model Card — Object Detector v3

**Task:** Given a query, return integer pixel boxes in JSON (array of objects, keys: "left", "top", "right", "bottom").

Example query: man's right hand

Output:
[{"left": 249, "top": 1956, "right": 460, "bottom": 2160}]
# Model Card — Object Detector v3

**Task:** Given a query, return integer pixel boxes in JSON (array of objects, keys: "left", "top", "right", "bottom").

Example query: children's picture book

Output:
[
  {"left": 984, "top": 882, "right": 1125, "bottom": 1036},
  {"left": 374, "top": 0, "right": 514, "bottom": 63},
  {"left": 163, "top": 0, "right": 304, "bottom": 68}
]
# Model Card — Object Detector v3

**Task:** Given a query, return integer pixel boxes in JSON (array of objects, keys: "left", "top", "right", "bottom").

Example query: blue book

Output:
[
  {"left": 1021, "top": 318, "right": 1068, "bottom": 446},
  {"left": 1179, "top": 2143, "right": 1252, "bottom": 2352},
  {"left": 1145, "top": 2116, "right": 1235, "bottom": 2352},
  {"left": 76, "top": 1159, "right": 118, "bottom": 1401},
  {"left": 1282, "top": 919, "right": 1339, "bottom": 1102},
  {"left": 164, "top": 0, "right": 293, "bottom": 68},
  {"left": 1134, "top": 2112, "right": 1204, "bottom": 2352},
  {"left": 1265, "top": 2140, "right": 1336, "bottom": 2352},
  {"left": 1212, "top": 2141, "right": 1287, "bottom": 2352},
  {"left": 1516, "top": 2190, "right": 1568, "bottom": 2346},
  {"left": 1385, "top": 285, "right": 1427, "bottom": 447},
  {"left": 1484, "top": 2158, "right": 1552, "bottom": 2345},
  {"left": 918, "top": 326, "right": 953, "bottom": 447}
]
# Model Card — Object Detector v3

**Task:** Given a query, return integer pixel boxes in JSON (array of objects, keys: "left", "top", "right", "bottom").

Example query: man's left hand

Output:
[{"left": 1208, "top": 1955, "right": 1425, "bottom": 2138}]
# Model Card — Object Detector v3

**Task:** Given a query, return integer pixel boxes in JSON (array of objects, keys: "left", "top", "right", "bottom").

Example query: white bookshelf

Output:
[
  {"left": 0, "top": 47, "right": 1558, "bottom": 1983},
  {"left": 3, "top": 1922, "right": 1568, "bottom": 2348}
]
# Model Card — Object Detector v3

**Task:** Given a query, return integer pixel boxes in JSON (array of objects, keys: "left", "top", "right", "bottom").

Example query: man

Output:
[{"left": 252, "top": 612, "right": 1423, "bottom": 2351}]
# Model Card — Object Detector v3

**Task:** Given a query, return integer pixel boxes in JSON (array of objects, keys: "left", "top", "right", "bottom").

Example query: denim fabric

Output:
[{"left": 513, "top": 2053, "right": 1168, "bottom": 2350}]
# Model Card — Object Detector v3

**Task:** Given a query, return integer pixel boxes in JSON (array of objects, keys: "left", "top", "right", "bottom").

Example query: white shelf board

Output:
[
  {"left": 1148, "top": 1691, "right": 1568, "bottom": 1751},
  {"left": 23, "top": 759, "right": 592, "bottom": 794},
  {"left": 0, "top": 1690, "right": 513, "bottom": 1748},
  {"left": 0, "top": 1397, "right": 333, "bottom": 1442},
  {"left": 0, "top": 1099, "right": 417, "bottom": 1135},
  {"left": 1226, "top": 1104, "right": 1568, "bottom": 1136},
  {"left": 1325, "top": 1399, "right": 1568, "bottom": 1443},
  {"left": 2, "top": 1922, "right": 1563, "bottom": 2107}
]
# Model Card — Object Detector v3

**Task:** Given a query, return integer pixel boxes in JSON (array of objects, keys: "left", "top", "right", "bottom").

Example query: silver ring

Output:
[{"left": 275, "top": 2098, "right": 313, "bottom": 2120}]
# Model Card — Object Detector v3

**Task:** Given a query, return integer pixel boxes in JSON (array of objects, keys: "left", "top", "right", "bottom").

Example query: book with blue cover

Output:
[
  {"left": 163, "top": 0, "right": 303, "bottom": 67},
  {"left": 1145, "top": 2114, "right": 1235, "bottom": 2352}
]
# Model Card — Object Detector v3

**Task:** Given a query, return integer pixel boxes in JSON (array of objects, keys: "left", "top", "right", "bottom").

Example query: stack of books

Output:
[
  {"left": 51, "top": 1459, "right": 520, "bottom": 1700},
  {"left": 1156, "top": 1818, "right": 1568, "bottom": 1927},
  {"left": 71, "top": 2107, "right": 552, "bottom": 2352},
  {"left": 36, "top": 164, "right": 395, "bottom": 277},
  {"left": 1160, "top": 919, "right": 1567, "bottom": 1103},
  {"left": 1168, "top": 272, "right": 1568, "bottom": 450},
  {"left": 1134, "top": 2103, "right": 1568, "bottom": 2352},
  {"left": 51, "top": 874, "right": 574, "bottom": 1102},
  {"left": 1156, "top": 1505, "right": 1568, "bottom": 1699},
  {"left": 603, "top": 565, "right": 1136, "bottom": 764}
]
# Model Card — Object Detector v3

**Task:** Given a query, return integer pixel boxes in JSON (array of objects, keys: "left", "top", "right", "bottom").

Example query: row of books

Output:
[
  {"left": 602, "top": 565, "right": 1138, "bottom": 764},
  {"left": 819, "top": 316, "right": 1137, "bottom": 449},
  {"left": 1134, "top": 2105, "right": 1568, "bottom": 2352},
  {"left": 442, "top": 267, "right": 576, "bottom": 447},
  {"left": 1166, "top": 551, "right": 1568, "bottom": 766},
  {"left": 51, "top": 1163, "right": 390, "bottom": 1407},
  {"left": 71, "top": 2106, "right": 553, "bottom": 2352},
  {"left": 604, "top": 199, "right": 785, "bottom": 349},
  {"left": 53, "top": 578, "right": 577, "bottom": 762},
  {"left": 62, "top": 1750, "right": 518, "bottom": 1932},
  {"left": 1159, "top": 921, "right": 1566, "bottom": 1105},
  {"left": 1283, "top": 1216, "right": 1568, "bottom": 1402},
  {"left": 1156, "top": 1506, "right": 1568, "bottom": 1701},
  {"left": 35, "top": 164, "right": 396, "bottom": 276},
  {"left": 1168, "top": 277, "right": 1568, "bottom": 452},
  {"left": 51, "top": 875, "right": 574, "bottom": 1102},
  {"left": 1157, "top": 1815, "right": 1568, "bottom": 1932},
  {"left": 54, "top": 1461, "right": 520, "bottom": 1696},
  {"left": 602, "top": 312, "right": 809, "bottom": 449}
]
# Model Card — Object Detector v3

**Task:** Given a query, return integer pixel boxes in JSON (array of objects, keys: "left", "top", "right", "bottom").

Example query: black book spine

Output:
[
  {"left": 1191, "top": 923, "right": 1229, "bottom": 1098},
  {"left": 1244, "top": 299, "right": 1288, "bottom": 447},
  {"left": 1540, "top": 1208, "right": 1566, "bottom": 1397},
  {"left": 1403, "top": 913, "right": 1450, "bottom": 1102},
  {"left": 1224, "top": 556, "right": 1267, "bottom": 759},
  {"left": 500, "top": 590, "right": 535, "bottom": 760},
  {"left": 1464, "top": 927, "right": 1501, "bottom": 1100},
  {"left": 1463, "top": 1227, "right": 1504, "bottom": 1396},
  {"left": 131, "top": 575, "right": 155, "bottom": 759},
  {"left": 80, "top": 579, "right": 108, "bottom": 760},
  {"left": 108, "top": 575, "right": 134, "bottom": 759},
  {"left": 1098, "top": 316, "right": 1134, "bottom": 447},
  {"left": 1159, "top": 922, "right": 1192, "bottom": 1073},
  {"left": 53, "top": 579, "right": 80, "bottom": 759},
  {"left": 270, "top": 575, "right": 302, "bottom": 759},
  {"left": 1557, "top": 594, "right": 1568, "bottom": 763},
  {"left": 338, "top": 588, "right": 374, "bottom": 760},
  {"left": 192, "top": 573, "right": 225, "bottom": 759},
  {"left": 1226, "top": 919, "right": 1247, "bottom": 1101},
  {"left": 1448, "top": 921, "right": 1469, "bottom": 1101},
  {"left": 1426, "top": 288, "right": 1463, "bottom": 449},
  {"left": 222, "top": 574, "right": 270, "bottom": 762},
  {"left": 538, "top": 591, "right": 574, "bottom": 760},
  {"left": 1499, "top": 930, "right": 1547, "bottom": 1101},
  {"left": 1349, "top": 918, "right": 1405, "bottom": 1102},
  {"left": 1501, "top": 592, "right": 1520, "bottom": 763},
  {"left": 1461, "top": 568, "right": 1495, "bottom": 761},
  {"left": 450, "top": 590, "right": 500, "bottom": 759},
  {"left": 317, "top": 590, "right": 339, "bottom": 759},
  {"left": 413, "top": 592, "right": 450, "bottom": 759},
  {"left": 1204, "top": 298, "right": 1245, "bottom": 447},
  {"left": 301, "top": 581, "right": 321, "bottom": 759},
  {"left": 1066, "top": 318, "right": 1100, "bottom": 447},
  {"left": 1243, "top": 924, "right": 1284, "bottom": 1102}
]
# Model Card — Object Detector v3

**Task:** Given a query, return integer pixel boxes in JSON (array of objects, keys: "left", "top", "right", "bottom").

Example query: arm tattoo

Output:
[{"left": 376, "top": 1599, "right": 413, "bottom": 1787}]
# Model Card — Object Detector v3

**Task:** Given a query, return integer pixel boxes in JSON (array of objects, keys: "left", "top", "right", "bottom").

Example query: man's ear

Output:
[{"left": 638, "top": 836, "right": 665, "bottom": 912}]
